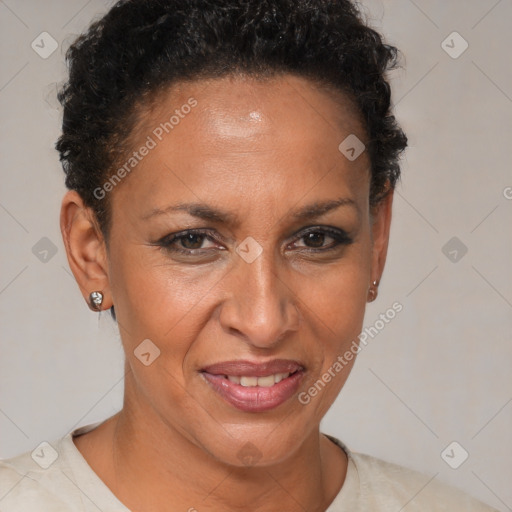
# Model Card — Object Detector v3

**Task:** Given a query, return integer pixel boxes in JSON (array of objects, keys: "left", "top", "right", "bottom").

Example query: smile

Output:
[{"left": 200, "top": 359, "right": 305, "bottom": 412}]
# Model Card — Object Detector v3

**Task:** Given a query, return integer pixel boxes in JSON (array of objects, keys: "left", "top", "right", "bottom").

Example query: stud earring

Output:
[
  {"left": 89, "top": 291, "right": 104, "bottom": 311},
  {"left": 367, "top": 280, "right": 379, "bottom": 303}
]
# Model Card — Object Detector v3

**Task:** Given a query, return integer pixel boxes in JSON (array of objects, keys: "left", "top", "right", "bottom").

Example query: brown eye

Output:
[
  {"left": 289, "top": 227, "right": 353, "bottom": 252},
  {"left": 180, "top": 233, "right": 207, "bottom": 250},
  {"left": 303, "top": 232, "right": 326, "bottom": 248},
  {"left": 157, "top": 229, "right": 220, "bottom": 255}
]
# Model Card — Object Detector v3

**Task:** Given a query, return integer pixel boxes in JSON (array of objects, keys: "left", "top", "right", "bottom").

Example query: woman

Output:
[{"left": 0, "top": 0, "right": 499, "bottom": 510}]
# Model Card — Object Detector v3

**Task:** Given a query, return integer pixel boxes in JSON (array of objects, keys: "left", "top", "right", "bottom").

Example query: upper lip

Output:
[{"left": 201, "top": 359, "right": 304, "bottom": 377}]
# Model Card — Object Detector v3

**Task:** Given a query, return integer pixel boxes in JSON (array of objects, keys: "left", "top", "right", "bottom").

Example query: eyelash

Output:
[{"left": 156, "top": 226, "right": 353, "bottom": 256}]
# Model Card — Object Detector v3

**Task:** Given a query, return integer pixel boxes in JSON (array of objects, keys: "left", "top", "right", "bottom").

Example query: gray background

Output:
[{"left": 1, "top": 0, "right": 511, "bottom": 510}]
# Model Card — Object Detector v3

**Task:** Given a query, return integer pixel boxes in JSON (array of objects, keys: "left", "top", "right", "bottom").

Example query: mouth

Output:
[{"left": 200, "top": 359, "right": 305, "bottom": 413}]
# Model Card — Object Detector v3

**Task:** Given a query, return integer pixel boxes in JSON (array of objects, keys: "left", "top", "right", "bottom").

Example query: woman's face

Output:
[{"left": 89, "top": 74, "right": 391, "bottom": 465}]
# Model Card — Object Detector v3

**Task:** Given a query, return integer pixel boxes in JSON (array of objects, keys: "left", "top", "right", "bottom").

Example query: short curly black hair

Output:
[{"left": 56, "top": 0, "right": 407, "bottom": 238}]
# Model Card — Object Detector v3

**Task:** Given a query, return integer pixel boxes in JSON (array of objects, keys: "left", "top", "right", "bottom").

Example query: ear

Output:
[
  {"left": 369, "top": 187, "right": 393, "bottom": 288},
  {"left": 60, "top": 190, "right": 113, "bottom": 311}
]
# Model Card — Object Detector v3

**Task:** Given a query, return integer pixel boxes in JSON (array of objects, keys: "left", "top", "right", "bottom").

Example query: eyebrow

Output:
[
  {"left": 292, "top": 197, "right": 358, "bottom": 221},
  {"left": 142, "top": 197, "right": 359, "bottom": 224}
]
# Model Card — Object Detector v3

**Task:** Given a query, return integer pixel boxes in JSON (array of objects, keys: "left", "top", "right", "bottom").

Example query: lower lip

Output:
[{"left": 201, "top": 371, "right": 304, "bottom": 412}]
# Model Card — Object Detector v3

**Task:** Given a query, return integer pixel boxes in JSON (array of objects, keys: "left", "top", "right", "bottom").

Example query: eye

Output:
[
  {"left": 301, "top": 231, "right": 328, "bottom": 248},
  {"left": 157, "top": 229, "right": 221, "bottom": 255},
  {"left": 289, "top": 226, "right": 353, "bottom": 252},
  {"left": 175, "top": 232, "right": 210, "bottom": 250}
]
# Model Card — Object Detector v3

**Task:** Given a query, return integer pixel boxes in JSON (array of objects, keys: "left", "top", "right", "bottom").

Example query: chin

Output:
[{"left": 194, "top": 419, "right": 313, "bottom": 469}]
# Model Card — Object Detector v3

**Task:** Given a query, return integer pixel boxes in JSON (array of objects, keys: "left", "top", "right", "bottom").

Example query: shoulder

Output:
[
  {"left": 349, "top": 450, "right": 498, "bottom": 511},
  {"left": 0, "top": 441, "right": 73, "bottom": 511},
  {"left": 325, "top": 435, "right": 498, "bottom": 512},
  {"left": 0, "top": 421, "right": 119, "bottom": 512}
]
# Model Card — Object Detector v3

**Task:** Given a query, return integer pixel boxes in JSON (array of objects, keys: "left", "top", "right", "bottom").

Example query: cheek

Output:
[
  {"left": 109, "top": 244, "right": 217, "bottom": 335},
  {"left": 293, "top": 244, "right": 371, "bottom": 408},
  {"left": 296, "top": 280, "right": 365, "bottom": 420},
  {"left": 108, "top": 248, "right": 219, "bottom": 418},
  {"left": 107, "top": 246, "right": 223, "bottom": 394},
  {"left": 296, "top": 242, "right": 371, "bottom": 337},
  {"left": 304, "top": 265, "right": 368, "bottom": 332}
]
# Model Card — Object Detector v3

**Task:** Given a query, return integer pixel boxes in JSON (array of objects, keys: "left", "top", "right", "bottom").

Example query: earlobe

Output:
[
  {"left": 60, "top": 190, "right": 112, "bottom": 311},
  {"left": 368, "top": 187, "right": 394, "bottom": 298},
  {"left": 367, "top": 279, "right": 379, "bottom": 302}
]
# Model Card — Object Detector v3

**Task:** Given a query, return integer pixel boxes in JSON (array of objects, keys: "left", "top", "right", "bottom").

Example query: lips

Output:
[{"left": 200, "top": 359, "right": 305, "bottom": 413}]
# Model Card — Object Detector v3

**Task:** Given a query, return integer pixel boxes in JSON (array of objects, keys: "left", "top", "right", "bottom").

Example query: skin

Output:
[{"left": 60, "top": 73, "right": 393, "bottom": 512}]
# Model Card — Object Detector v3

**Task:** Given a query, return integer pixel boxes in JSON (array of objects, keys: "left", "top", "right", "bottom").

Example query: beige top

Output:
[{"left": 0, "top": 421, "right": 498, "bottom": 511}]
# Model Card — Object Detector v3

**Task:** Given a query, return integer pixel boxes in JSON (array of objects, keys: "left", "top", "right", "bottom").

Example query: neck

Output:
[{"left": 75, "top": 399, "right": 347, "bottom": 512}]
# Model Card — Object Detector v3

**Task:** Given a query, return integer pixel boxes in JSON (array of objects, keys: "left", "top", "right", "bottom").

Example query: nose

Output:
[{"left": 218, "top": 244, "right": 300, "bottom": 349}]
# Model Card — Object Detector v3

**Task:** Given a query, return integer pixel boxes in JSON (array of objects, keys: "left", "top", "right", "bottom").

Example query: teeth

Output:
[
  {"left": 256, "top": 375, "right": 275, "bottom": 387},
  {"left": 240, "top": 376, "right": 258, "bottom": 387},
  {"left": 229, "top": 373, "right": 290, "bottom": 387}
]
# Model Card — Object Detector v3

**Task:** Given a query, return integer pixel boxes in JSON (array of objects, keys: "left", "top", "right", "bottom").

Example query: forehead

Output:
[
  {"left": 135, "top": 73, "right": 366, "bottom": 147},
  {"left": 112, "top": 74, "right": 370, "bottom": 222},
  {"left": 141, "top": 74, "right": 364, "bottom": 137}
]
